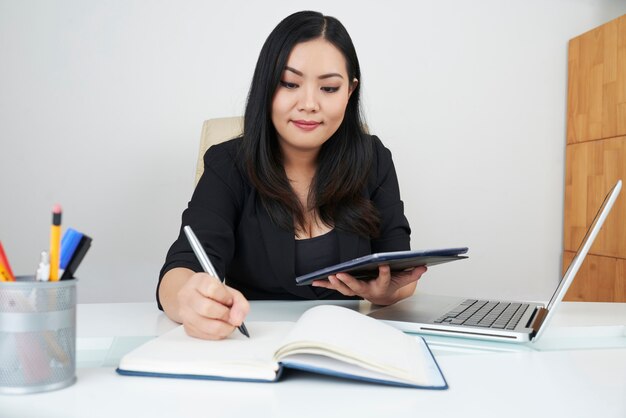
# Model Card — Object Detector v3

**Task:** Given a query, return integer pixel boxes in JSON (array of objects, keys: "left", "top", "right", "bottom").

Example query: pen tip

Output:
[{"left": 239, "top": 323, "right": 250, "bottom": 338}]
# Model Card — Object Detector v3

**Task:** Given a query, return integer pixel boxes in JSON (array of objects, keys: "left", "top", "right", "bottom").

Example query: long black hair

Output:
[{"left": 242, "top": 10, "right": 379, "bottom": 238}]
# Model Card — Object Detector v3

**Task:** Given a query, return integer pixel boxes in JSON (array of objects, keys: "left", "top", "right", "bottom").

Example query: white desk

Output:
[{"left": 2, "top": 295, "right": 626, "bottom": 418}]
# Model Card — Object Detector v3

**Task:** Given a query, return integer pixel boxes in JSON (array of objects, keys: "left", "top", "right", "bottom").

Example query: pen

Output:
[
  {"left": 183, "top": 225, "right": 250, "bottom": 338},
  {"left": 49, "top": 204, "right": 62, "bottom": 281}
]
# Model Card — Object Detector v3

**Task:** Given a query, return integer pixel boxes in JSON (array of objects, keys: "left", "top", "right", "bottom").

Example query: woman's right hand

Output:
[{"left": 176, "top": 272, "right": 250, "bottom": 340}]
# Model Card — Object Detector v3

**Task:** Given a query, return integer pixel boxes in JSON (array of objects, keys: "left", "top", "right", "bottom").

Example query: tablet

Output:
[{"left": 295, "top": 247, "right": 469, "bottom": 286}]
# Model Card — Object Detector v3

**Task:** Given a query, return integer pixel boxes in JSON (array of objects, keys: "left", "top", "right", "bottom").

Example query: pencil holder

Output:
[{"left": 0, "top": 276, "right": 77, "bottom": 395}]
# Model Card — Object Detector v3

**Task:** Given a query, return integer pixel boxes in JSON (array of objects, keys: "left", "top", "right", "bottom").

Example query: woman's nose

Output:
[{"left": 298, "top": 87, "right": 320, "bottom": 112}]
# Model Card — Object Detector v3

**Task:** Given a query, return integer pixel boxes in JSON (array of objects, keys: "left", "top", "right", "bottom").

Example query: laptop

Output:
[{"left": 369, "top": 180, "right": 622, "bottom": 343}]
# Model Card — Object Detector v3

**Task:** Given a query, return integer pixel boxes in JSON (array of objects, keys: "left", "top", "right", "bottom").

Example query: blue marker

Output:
[{"left": 60, "top": 228, "right": 83, "bottom": 270}]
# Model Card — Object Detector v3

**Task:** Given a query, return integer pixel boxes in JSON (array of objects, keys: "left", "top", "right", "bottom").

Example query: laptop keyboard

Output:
[{"left": 434, "top": 299, "right": 530, "bottom": 330}]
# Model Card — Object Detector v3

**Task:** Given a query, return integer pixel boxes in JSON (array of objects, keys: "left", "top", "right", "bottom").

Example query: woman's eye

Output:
[
  {"left": 321, "top": 87, "right": 339, "bottom": 93},
  {"left": 280, "top": 81, "right": 298, "bottom": 89}
]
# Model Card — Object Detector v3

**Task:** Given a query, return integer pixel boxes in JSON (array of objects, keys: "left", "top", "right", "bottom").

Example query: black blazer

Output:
[{"left": 157, "top": 135, "right": 411, "bottom": 308}]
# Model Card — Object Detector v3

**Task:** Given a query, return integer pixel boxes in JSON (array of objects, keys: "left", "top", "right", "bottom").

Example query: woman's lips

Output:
[{"left": 292, "top": 120, "right": 321, "bottom": 131}]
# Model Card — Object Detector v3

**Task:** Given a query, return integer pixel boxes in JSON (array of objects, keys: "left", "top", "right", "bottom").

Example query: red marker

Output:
[{"left": 49, "top": 204, "right": 62, "bottom": 281}]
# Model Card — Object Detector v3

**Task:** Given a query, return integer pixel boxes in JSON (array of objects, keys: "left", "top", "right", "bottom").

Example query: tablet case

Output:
[{"left": 295, "top": 247, "right": 468, "bottom": 285}]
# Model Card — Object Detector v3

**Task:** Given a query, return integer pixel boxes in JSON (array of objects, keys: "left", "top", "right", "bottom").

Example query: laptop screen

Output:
[{"left": 545, "top": 181, "right": 621, "bottom": 311}]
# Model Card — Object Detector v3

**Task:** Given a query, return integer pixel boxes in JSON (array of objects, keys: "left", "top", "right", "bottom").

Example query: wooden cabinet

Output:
[{"left": 563, "top": 14, "right": 626, "bottom": 301}]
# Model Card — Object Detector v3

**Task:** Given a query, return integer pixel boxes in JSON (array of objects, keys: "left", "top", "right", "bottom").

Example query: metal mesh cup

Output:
[{"left": 0, "top": 276, "right": 77, "bottom": 394}]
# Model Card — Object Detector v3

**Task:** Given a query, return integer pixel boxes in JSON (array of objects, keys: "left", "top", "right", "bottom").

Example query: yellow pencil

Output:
[
  {"left": 49, "top": 204, "right": 62, "bottom": 281},
  {"left": 0, "top": 263, "right": 11, "bottom": 282}
]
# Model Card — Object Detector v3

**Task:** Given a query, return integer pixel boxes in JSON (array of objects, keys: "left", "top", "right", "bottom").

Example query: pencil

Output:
[
  {"left": 49, "top": 204, "right": 62, "bottom": 281},
  {"left": 0, "top": 263, "right": 12, "bottom": 282}
]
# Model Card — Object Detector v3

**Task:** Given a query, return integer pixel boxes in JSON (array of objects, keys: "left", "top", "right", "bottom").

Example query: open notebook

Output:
[{"left": 117, "top": 305, "right": 447, "bottom": 389}]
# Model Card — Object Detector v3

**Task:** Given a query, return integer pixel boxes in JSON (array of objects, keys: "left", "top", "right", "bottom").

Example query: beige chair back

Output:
[
  {"left": 195, "top": 117, "right": 244, "bottom": 185},
  {"left": 194, "top": 117, "right": 368, "bottom": 185}
]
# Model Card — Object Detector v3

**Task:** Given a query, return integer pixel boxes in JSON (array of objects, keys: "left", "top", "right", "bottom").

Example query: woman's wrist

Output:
[
  {"left": 366, "top": 289, "right": 402, "bottom": 306},
  {"left": 159, "top": 268, "right": 195, "bottom": 324},
  {"left": 367, "top": 283, "right": 416, "bottom": 306}
]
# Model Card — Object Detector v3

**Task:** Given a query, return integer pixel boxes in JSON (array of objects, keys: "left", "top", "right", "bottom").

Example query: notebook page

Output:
[
  {"left": 280, "top": 339, "right": 445, "bottom": 388},
  {"left": 118, "top": 322, "right": 294, "bottom": 381},
  {"left": 274, "top": 305, "right": 438, "bottom": 385}
]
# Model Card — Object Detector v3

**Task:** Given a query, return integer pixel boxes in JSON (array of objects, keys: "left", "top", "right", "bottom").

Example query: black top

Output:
[
  {"left": 295, "top": 229, "right": 340, "bottom": 298},
  {"left": 296, "top": 228, "right": 338, "bottom": 270},
  {"left": 157, "top": 135, "right": 411, "bottom": 309}
]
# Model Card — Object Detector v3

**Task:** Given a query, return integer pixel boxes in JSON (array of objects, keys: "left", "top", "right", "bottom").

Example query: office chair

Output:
[{"left": 194, "top": 116, "right": 243, "bottom": 185}]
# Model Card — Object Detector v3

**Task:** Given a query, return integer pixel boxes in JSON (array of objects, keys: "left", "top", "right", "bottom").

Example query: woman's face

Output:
[{"left": 271, "top": 38, "right": 355, "bottom": 157}]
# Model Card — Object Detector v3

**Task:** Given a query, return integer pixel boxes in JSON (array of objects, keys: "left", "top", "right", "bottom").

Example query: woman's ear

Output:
[{"left": 348, "top": 78, "right": 359, "bottom": 97}]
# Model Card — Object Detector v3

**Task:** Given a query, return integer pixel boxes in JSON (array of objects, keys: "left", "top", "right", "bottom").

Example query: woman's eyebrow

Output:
[
  {"left": 284, "top": 66, "right": 344, "bottom": 80},
  {"left": 319, "top": 73, "right": 343, "bottom": 80}
]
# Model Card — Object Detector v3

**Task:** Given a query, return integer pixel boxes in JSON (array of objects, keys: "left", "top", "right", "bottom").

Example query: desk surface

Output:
[{"left": 2, "top": 294, "right": 626, "bottom": 418}]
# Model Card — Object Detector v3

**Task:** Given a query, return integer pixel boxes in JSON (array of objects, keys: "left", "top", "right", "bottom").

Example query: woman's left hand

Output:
[{"left": 311, "top": 264, "right": 427, "bottom": 306}]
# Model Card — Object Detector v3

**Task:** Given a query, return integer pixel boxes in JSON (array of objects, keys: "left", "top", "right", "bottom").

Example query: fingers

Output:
[
  {"left": 328, "top": 274, "right": 358, "bottom": 296},
  {"left": 311, "top": 275, "right": 357, "bottom": 296},
  {"left": 392, "top": 265, "right": 427, "bottom": 288},
  {"left": 377, "top": 264, "right": 392, "bottom": 284},
  {"left": 413, "top": 265, "right": 427, "bottom": 280},
  {"left": 183, "top": 314, "right": 236, "bottom": 340},
  {"left": 330, "top": 265, "right": 391, "bottom": 296},
  {"left": 189, "top": 289, "right": 231, "bottom": 322},
  {"left": 310, "top": 264, "right": 428, "bottom": 304},
  {"left": 311, "top": 279, "right": 331, "bottom": 289},
  {"left": 225, "top": 285, "right": 250, "bottom": 326},
  {"left": 314, "top": 273, "right": 365, "bottom": 297},
  {"left": 179, "top": 273, "right": 249, "bottom": 340},
  {"left": 195, "top": 275, "right": 234, "bottom": 307}
]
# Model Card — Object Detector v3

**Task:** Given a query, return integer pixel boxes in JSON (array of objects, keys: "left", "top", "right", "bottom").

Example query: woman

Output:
[{"left": 158, "top": 11, "right": 426, "bottom": 340}]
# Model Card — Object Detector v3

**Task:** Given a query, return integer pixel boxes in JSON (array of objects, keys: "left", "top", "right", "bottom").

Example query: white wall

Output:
[{"left": 1, "top": 0, "right": 625, "bottom": 303}]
